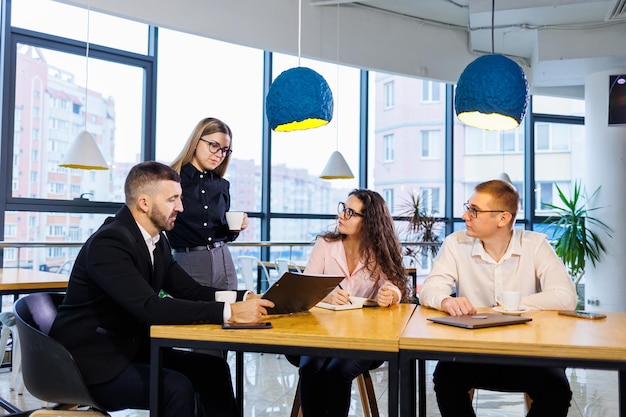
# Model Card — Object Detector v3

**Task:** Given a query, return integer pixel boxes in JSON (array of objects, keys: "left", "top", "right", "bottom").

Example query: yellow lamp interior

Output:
[
  {"left": 274, "top": 118, "right": 330, "bottom": 132},
  {"left": 457, "top": 111, "right": 520, "bottom": 131}
]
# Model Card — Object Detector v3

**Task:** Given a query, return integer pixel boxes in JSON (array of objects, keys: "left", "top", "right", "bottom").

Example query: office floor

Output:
[{"left": 0, "top": 352, "right": 618, "bottom": 416}]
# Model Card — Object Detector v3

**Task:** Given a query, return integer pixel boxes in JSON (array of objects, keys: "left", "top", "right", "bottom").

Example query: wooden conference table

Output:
[
  {"left": 150, "top": 303, "right": 416, "bottom": 417},
  {"left": 399, "top": 307, "right": 626, "bottom": 417},
  {"left": 0, "top": 268, "right": 68, "bottom": 298}
]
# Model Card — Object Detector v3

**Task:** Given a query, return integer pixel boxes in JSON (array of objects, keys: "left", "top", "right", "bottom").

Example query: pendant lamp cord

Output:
[
  {"left": 85, "top": 5, "right": 90, "bottom": 130},
  {"left": 297, "top": 0, "right": 302, "bottom": 67},
  {"left": 491, "top": 0, "right": 495, "bottom": 54},
  {"left": 335, "top": 2, "right": 340, "bottom": 151}
]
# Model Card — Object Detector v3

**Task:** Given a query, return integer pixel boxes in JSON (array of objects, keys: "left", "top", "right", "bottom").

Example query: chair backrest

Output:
[
  {"left": 235, "top": 256, "right": 270, "bottom": 293},
  {"left": 56, "top": 258, "right": 75, "bottom": 275},
  {"left": 402, "top": 255, "right": 419, "bottom": 269},
  {"left": 14, "top": 293, "right": 108, "bottom": 414},
  {"left": 275, "top": 258, "right": 303, "bottom": 277}
]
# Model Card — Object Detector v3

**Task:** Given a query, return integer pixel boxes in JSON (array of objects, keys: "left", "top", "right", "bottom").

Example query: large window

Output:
[{"left": 0, "top": 0, "right": 588, "bottom": 272}]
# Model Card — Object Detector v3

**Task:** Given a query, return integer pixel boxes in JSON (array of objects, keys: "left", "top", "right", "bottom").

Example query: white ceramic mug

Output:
[
  {"left": 225, "top": 211, "right": 244, "bottom": 231},
  {"left": 496, "top": 290, "right": 522, "bottom": 311},
  {"left": 215, "top": 290, "right": 237, "bottom": 304}
]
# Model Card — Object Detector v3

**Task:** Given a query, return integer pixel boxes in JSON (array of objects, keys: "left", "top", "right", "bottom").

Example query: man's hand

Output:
[
  {"left": 441, "top": 296, "right": 477, "bottom": 316},
  {"left": 229, "top": 298, "right": 274, "bottom": 323}
]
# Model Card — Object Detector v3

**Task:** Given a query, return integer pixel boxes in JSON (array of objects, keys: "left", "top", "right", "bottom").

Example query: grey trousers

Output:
[{"left": 173, "top": 244, "right": 238, "bottom": 290}]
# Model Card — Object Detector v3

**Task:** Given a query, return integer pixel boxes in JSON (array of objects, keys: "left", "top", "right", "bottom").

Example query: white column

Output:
[{"left": 583, "top": 70, "right": 626, "bottom": 312}]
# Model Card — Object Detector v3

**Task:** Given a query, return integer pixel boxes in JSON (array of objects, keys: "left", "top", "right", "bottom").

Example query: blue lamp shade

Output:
[
  {"left": 266, "top": 67, "right": 334, "bottom": 132},
  {"left": 455, "top": 54, "right": 529, "bottom": 131}
]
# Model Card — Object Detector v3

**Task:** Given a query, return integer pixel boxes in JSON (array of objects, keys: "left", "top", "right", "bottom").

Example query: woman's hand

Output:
[
  {"left": 324, "top": 288, "right": 351, "bottom": 305},
  {"left": 240, "top": 213, "right": 249, "bottom": 231},
  {"left": 377, "top": 286, "right": 396, "bottom": 307}
]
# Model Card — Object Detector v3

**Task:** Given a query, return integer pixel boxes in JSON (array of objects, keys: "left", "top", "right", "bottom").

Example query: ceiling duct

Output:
[{"left": 606, "top": 0, "right": 626, "bottom": 20}]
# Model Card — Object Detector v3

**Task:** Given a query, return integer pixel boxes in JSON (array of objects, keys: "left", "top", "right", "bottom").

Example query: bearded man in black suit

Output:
[{"left": 50, "top": 161, "right": 274, "bottom": 417}]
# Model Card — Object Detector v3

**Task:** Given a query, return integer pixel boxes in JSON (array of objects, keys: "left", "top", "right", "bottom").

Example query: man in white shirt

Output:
[{"left": 420, "top": 179, "right": 577, "bottom": 417}]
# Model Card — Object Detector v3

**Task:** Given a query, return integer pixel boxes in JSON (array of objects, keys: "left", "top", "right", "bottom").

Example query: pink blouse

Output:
[{"left": 304, "top": 237, "right": 401, "bottom": 302}]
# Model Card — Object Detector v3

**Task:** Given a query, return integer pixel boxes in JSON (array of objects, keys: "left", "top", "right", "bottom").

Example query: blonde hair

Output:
[
  {"left": 475, "top": 179, "right": 519, "bottom": 223},
  {"left": 170, "top": 117, "right": 233, "bottom": 177}
]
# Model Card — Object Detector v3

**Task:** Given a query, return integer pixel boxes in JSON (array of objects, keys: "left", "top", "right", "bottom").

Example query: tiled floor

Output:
[{"left": 0, "top": 351, "right": 618, "bottom": 416}]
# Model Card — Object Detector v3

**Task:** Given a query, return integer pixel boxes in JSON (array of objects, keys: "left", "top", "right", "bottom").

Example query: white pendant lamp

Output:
[
  {"left": 320, "top": 3, "right": 354, "bottom": 180},
  {"left": 320, "top": 150, "right": 354, "bottom": 179},
  {"left": 59, "top": 5, "right": 108, "bottom": 170}
]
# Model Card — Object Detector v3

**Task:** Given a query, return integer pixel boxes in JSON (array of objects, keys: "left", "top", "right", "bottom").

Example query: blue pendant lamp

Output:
[
  {"left": 454, "top": 0, "right": 529, "bottom": 131},
  {"left": 265, "top": 0, "right": 334, "bottom": 132},
  {"left": 266, "top": 67, "right": 334, "bottom": 132}
]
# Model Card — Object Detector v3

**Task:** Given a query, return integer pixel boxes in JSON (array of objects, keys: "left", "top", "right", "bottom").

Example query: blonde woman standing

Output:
[{"left": 169, "top": 117, "right": 247, "bottom": 290}]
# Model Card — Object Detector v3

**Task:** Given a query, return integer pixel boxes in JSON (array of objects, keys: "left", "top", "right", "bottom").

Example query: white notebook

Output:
[{"left": 316, "top": 296, "right": 377, "bottom": 310}]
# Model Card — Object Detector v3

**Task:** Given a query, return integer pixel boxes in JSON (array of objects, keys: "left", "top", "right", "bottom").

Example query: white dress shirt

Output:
[{"left": 419, "top": 227, "right": 577, "bottom": 311}]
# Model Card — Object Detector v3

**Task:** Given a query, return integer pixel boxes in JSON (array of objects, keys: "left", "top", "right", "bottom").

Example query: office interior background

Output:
[{"left": 0, "top": 0, "right": 625, "bottom": 310}]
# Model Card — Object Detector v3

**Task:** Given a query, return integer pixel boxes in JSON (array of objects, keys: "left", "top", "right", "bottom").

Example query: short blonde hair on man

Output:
[{"left": 475, "top": 179, "right": 519, "bottom": 222}]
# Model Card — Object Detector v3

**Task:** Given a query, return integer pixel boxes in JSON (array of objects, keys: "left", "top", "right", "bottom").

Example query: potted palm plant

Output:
[
  {"left": 542, "top": 181, "right": 613, "bottom": 309},
  {"left": 398, "top": 191, "right": 442, "bottom": 263}
]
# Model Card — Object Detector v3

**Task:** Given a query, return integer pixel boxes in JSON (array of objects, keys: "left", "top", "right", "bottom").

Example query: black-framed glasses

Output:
[
  {"left": 463, "top": 202, "right": 506, "bottom": 219},
  {"left": 338, "top": 202, "right": 363, "bottom": 220},
  {"left": 199, "top": 138, "right": 232, "bottom": 157}
]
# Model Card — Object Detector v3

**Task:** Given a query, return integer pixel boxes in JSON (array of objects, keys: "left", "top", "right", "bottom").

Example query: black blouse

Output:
[{"left": 167, "top": 163, "right": 238, "bottom": 249}]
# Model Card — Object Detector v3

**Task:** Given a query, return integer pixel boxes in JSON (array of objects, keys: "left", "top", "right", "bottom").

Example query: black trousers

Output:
[
  {"left": 433, "top": 361, "right": 572, "bottom": 417},
  {"left": 88, "top": 348, "right": 238, "bottom": 417},
  {"left": 288, "top": 355, "right": 383, "bottom": 417}
]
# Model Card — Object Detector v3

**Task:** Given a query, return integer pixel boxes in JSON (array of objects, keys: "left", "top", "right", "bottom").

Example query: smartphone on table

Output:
[
  {"left": 222, "top": 322, "right": 272, "bottom": 329},
  {"left": 558, "top": 310, "right": 607, "bottom": 319}
]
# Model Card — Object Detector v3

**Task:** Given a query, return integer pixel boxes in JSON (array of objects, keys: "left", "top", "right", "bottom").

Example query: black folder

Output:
[{"left": 261, "top": 272, "right": 344, "bottom": 315}]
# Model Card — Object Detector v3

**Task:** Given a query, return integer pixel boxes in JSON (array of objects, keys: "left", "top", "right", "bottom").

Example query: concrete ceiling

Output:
[
  {"left": 57, "top": 0, "right": 626, "bottom": 98},
  {"left": 311, "top": 0, "right": 626, "bottom": 97}
]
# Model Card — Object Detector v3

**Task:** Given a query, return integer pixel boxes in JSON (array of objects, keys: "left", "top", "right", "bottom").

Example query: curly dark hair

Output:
[{"left": 320, "top": 189, "right": 410, "bottom": 302}]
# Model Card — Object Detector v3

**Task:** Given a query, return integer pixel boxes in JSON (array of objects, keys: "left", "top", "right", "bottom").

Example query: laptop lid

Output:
[
  {"left": 427, "top": 313, "right": 532, "bottom": 329},
  {"left": 261, "top": 272, "right": 344, "bottom": 315}
]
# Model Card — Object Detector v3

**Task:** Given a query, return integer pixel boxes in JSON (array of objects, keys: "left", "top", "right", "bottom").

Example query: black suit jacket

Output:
[{"left": 50, "top": 206, "right": 244, "bottom": 385}]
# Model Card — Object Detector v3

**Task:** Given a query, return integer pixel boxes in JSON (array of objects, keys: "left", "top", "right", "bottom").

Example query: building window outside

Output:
[
  {"left": 383, "top": 188, "right": 394, "bottom": 213},
  {"left": 383, "top": 134, "right": 395, "bottom": 162},
  {"left": 384, "top": 81, "right": 395, "bottom": 109},
  {"left": 421, "top": 130, "right": 440, "bottom": 159},
  {"left": 422, "top": 80, "right": 441, "bottom": 102}
]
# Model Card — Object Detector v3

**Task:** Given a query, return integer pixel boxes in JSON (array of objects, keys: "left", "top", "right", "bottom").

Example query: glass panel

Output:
[
  {"left": 2, "top": 211, "right": 109, "bottom": 269},
  {"left": 11, "top": 0, "right": 149, "bottom": 54},
  {"left": 13, "top": 44, "right": 143, "bottom": 202},
  {"left": 454, "top": 95, "right": 526, "bottom": 219},
  {"left": 270, "top": 54, "right": 360, "bottom": 214},
  {"left": 263, "top": 218, "right": 333, "bottom": 279},
  {"left": 155, "top": 29, "right": 264, "bottom": 213},
  {"left": 534, "top": 122, "right": 585, "bottom": 217},
  {"left": 369, "top": 72, "right": 447, "bottom": 221},
  {"left": 533, "top": 95, "right": 585, "bottom": 116}
]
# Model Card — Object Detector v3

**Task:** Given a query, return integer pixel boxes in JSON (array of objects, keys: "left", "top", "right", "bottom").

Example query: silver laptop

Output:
[{"left": 427, "top": 313, "right": 532, "bottom": 329}]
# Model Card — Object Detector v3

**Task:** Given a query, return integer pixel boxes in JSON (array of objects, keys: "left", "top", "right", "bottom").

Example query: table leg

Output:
[
  {"left": 399, "top": 352, "right": 413, "bottom": 417},
  {"left": 150, "top": 342, "right": 163, "bottom": 417},
  {"left": 617, "top": 369, "right": 626, "bottom": 417},
  {"left": 418, "top": 360, "right": 426, "bottom": 417},
  {"left": 388, "top": 358, "right": 399, "bottom": 417},
  {"left": 236, "top": 351, "right": 244, "bottom": 417}
]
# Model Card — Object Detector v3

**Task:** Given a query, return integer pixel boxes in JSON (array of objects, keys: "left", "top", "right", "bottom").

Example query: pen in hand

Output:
[{"left": 338, "top": 284, "right": 352, "bottom": 304}]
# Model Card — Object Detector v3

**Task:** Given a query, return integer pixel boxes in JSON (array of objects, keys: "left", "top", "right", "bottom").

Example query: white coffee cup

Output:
[
  {"left": 225, "top": 211, "right": 244, "bottom": 231},
  {"left": 215, "top": 290, "right": 237, "bottom": 304},
  {"left": 497, "top": 290, "right": 522, "bottom": 311}
]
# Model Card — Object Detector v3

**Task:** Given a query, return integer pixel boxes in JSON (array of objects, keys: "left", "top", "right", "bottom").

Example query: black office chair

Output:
[{"left": 14, "top": 292, "right": 109, "bottom": 416}]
